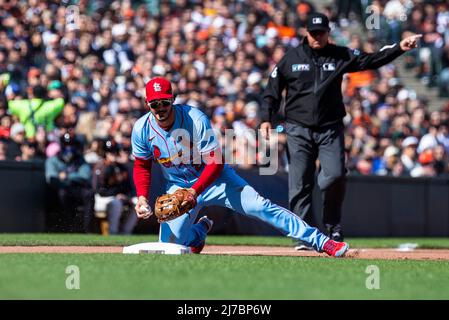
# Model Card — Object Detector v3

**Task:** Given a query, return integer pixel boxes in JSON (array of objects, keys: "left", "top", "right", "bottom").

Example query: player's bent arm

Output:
[
  {"left": 133, "top": 157, "right": 153, "bottom": 219},
  {"left": 190, "top": 113, "right": 225, "bottom": 196},
  {"left": 191, "top": 149, "right": 224, "bottom": 195}
]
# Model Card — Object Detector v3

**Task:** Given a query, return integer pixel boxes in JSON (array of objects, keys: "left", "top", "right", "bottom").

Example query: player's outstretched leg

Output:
[
  {"left": 208, "top": 168, "right": 349, "bottom": 257},
  {"left": 232, "top": 186, "right": 349, "bottom": 257}
]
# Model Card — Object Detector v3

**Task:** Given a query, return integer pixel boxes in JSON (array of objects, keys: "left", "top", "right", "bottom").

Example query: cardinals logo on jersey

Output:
[
  {"left": 153, "top": 145, "right": 181, "bottom": 168},
  {"left": 153, "top": 146, "right": 161, "bottom": 159}
]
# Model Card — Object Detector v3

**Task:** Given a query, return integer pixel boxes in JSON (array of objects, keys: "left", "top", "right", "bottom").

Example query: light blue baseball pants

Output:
[{"left": 159, "top": 166, "right": 329, "bottom": 251}]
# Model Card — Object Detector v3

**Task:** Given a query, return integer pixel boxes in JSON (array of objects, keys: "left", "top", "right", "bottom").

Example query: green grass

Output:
[
  {"left": 0, "top": 233, "right": 159, "bottom": 246},
  {"left": 1, "top": 233, "right": 449, "bottom": 249},
  {"left": 1, "top": 234, "right": 449, "bottom": 299},
  {"left": 1, "top": 253, "right": 449, "bottom": 299}
]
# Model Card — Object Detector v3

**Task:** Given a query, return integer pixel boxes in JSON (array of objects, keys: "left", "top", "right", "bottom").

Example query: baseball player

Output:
[{"left": 131, "top": 77, "right": 349, "bottom": 257}]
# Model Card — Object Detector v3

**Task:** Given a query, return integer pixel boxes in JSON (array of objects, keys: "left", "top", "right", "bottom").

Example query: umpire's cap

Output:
[{"left": 306, "top": 13, "right": 330, "bottom": 32}]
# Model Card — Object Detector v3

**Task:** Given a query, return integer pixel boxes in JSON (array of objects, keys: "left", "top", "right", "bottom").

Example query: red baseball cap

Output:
[{"left": 145, "top": 77, "right": 173, "bottom": 102}]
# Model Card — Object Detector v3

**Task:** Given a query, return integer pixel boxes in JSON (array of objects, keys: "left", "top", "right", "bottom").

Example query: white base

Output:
[{"left": 122, "top": 242, "right": 191, "bottom": 255}]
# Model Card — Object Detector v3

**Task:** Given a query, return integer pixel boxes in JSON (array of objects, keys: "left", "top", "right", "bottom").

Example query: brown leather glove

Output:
[{"left": 154, "top": 188, "right": 197, "bottom": 223}]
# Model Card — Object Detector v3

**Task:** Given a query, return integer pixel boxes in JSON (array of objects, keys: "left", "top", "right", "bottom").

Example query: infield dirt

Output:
[{"left": 1, "top": 245, "right": 449, "bottom": 260}]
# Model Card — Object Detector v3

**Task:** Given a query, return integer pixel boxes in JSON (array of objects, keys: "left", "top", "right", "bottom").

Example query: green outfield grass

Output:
[
  {"left": 1, "top": 233, "right": 449, "bottom": 248},
  {"left": 1, "top": 253, "right": 449, "bottom": 299},
  {"left": 1, "top": 234, "right": 449, "bottom": 299}
]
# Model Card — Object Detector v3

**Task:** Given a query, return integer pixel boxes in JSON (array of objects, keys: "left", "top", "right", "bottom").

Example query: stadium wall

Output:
[
  {"left": 0, "top": 161, "right": 46, "bottom": 232},
  {"left": 0, "top": 161, "right": 448, "bottom": 236}
]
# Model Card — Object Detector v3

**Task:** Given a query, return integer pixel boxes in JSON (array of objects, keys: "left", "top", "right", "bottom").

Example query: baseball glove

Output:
[{"left": 154, "top": 188, "right": 197, "bottom": 223}]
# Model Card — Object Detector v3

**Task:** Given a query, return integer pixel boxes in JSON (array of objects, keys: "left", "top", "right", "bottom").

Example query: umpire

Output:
[{"left": 260, "top": 13, "right": 421, "bottom": 241}]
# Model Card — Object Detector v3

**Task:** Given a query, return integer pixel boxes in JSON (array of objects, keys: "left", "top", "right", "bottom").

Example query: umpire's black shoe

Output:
[
  {"left": 330, "top": 230, "right": 344, "bottom": 242},
  {"left": 326, "top": 225, "right": 344, "bottom": 242}
]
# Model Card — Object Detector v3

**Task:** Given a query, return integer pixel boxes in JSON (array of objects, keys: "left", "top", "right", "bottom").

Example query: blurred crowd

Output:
[{"left": 0, "top": 0, "right": 448, "bottom": 205}]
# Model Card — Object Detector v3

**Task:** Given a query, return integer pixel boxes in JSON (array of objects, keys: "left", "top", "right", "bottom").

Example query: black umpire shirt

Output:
[{"left": 261, "top": 38, "right": 405, "bottom": 128}]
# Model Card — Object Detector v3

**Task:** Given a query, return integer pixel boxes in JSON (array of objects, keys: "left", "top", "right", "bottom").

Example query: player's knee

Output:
[
  {"left": 159, "top": 223, "right": 183, "bottom": 244},
  {"left": 160, "top": 232, "right": 182, "bottom": 244}
]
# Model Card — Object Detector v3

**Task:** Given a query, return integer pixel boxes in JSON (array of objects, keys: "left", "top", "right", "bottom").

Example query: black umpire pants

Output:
[{"left": 285, "top": 121, "right": 346, "bottom": 230}]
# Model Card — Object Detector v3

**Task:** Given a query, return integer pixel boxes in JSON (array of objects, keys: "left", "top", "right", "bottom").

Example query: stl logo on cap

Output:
[
  {"left": 145, "top": 77, "right": 173, "bottom": 102},
  {"left": 153, "top": 82, "right": 162, "bottom": 92},
  {"left": 313, "top": 17, "right": 322, "bottom": 24}
]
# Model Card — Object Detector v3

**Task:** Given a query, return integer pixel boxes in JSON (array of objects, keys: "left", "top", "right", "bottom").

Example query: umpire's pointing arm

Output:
[
  {"left": 260, "top": 12, "right": 421, "bottom": 134},
  {"left": 346, "top": 34, "right": 422, "bottom": 72}
]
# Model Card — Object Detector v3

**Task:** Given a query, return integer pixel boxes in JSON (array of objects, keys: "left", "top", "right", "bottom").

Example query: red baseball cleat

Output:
[
  {"left": 322, "top": 239, "right": 349, "bottom": 257},
  {"left": 190, "top": 243, "right": 205, "bottom": 254},
  {"left": 190, "top": 216, "right": 214, "bottom": 254}
]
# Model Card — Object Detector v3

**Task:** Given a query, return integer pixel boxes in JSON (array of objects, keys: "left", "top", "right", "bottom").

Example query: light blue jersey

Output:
[
  {"left": 132, "top": 104, "right": 219, "bottom": 188},
  {"left": 132, "top": 104, "right": 330, "bottom": 251}
]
